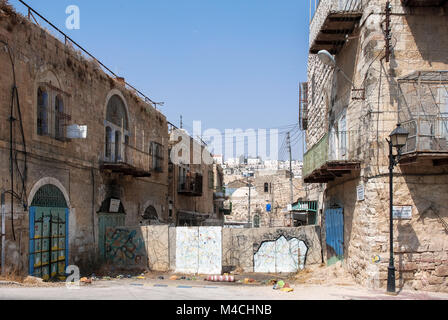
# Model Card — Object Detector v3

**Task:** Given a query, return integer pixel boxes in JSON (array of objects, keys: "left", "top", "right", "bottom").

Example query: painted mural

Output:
[
  {"left": 175, "top": 227, "right": 222, "bottom": 275},
  {"left": 105, "top": 227, "right": 146, "bottom": 268},
  {"left": 254, "top": 236, "right": 308, "bottom": 273}
]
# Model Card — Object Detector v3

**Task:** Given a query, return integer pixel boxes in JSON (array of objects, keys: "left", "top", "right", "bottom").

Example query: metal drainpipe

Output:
[{"left": 1, "top": 192, "right": 5, "bottom": 276}]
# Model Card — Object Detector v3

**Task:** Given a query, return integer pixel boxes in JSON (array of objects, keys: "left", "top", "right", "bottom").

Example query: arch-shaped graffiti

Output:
[{"left": 254, "top": 235, "right": 308, "bottom": 273}]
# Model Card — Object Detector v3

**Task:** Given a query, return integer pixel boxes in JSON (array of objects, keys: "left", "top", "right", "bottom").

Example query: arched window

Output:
[
  {"left": 54, "top": 95, "right": 64, "bottom": 140},
  {"left": 106, "top": 94, "right": 128, "bottom": 130},
  {"left": 105, "top": 127, "right": 112, "bottom": 159},
  {"left": 37, "top": 87, "right": 48, "bottom": 135}
]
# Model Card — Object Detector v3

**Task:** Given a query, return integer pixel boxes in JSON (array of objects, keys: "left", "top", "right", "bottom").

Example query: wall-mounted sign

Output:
[
  {"left": 357, "top": 185, "right": 365, "bottom": 201},
  {"left": 266, "top": 204, "right": 272, "bottom": 212},
  {"left": 67, "top": 125, "right": 87, "bottom": 139},
  {"left": 393, "top": 206, "right": 412, "bottom": 220},
  {"left": 109, "top": 199, "right": 121, "bottom": 213}
]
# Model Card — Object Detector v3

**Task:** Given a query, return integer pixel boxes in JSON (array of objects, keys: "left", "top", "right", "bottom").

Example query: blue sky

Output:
[{"left": 10, "top": 0, "right": 310, "bottom": 160}]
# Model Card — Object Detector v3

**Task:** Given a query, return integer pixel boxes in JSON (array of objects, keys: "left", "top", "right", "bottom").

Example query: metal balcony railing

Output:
[
  {"left": 101, "top": 142, "right": 152, "bottom": 177},
  {"left": 303, "top": 130, "right": 361, "bottom": 182},
  {"left": 178, "top": 173, "right": 203, "bottom": 196},
  {"left": 401, "top": 117, "right": 448, "bottom": 154},
  {"left": 398, "top": 71, "right": 448, "bottom": 156}
]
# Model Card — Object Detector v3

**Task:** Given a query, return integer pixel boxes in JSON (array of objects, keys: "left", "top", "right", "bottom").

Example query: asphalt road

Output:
[{"left": 0, "top": 279, "right": 447, "bottom": 300}]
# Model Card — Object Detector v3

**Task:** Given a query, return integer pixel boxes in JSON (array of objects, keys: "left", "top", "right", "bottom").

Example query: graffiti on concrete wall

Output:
[
  {"left": 198, "top": 227, "right": 222, "bottom": 274},
  {"left": 175, "top": 227, "right": 222, "bottom": 274},
  {"left": 254, "top": 235, "right": 308, "bottom": 273},
  {"left": 175, "top": 227, "right": 199, "bottom": 274},
  {"left": 105, "top": 227, "right": 146, "bottom": 267}
]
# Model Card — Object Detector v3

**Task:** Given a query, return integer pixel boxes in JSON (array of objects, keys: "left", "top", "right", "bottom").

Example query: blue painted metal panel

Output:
[
  {"left": 325, "top": 208, "right": 344, "bottom": 264},
  {"left": 29, "top": 207, "right": 36, "bottom": 275}
]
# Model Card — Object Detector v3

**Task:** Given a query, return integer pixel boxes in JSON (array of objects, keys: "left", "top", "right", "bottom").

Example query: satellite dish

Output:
[{"left": 317, "top": 50, "right": 336, "bottom": 67}]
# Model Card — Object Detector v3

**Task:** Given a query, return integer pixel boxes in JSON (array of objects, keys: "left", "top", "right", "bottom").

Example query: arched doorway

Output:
[
  {"left": 98, "top": 197, "right": 126, "bottom": 260},
  {"left": 29, "top": 184, "right": 69, "bottom": 281},
  {"left": 142, "top": 205, "right": 160, "bottom": 225}
]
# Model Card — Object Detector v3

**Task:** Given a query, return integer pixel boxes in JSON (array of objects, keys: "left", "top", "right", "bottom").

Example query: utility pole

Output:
[
  {"left": 247, "top": 176, "right": 251, "bottom": 228},
  {"left": 287, "top": 132, "right": 294, "bottom": 204}
]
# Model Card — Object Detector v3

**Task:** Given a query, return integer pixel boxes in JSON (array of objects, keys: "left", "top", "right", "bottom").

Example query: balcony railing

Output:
[
  {"left": 100, "top": 142, "right": 152, "bottom": 177},
  {"left": 290, "top": 201, "right": 318, "bottom": 213},
  {"left": 178, "top": 173, "right": 203, "bottom": 196},
  {"left": 398, "top": 71, "right": 448, "bottom": 164},
  {"left": 303, "top": 131, "right": 361, "bottom": 183},
  {"left": 401, "top": 117, "right": 448, "bottom": 154},
  {"left": 309, "top": 0, "right": 365, "bottom": 54}
]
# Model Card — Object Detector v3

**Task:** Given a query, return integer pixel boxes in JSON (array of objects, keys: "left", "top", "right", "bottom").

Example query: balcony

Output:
[
  {"left": 401, "top": 0, "right": 447, "bottom": 6},
  {"left": 398, "top": 71, "right": 448, "bottom": 166},
  {"left": 178, "top": 173, "right": 203, "bottom": 196},
  {"left": 100, "top": 143, "right": 152, "bottom": 177},
  {"left": 309, "top": 0, "right": 364, "bottom": 55},
  {"left": 303, "top": 132, "right": 361, "bottom": 183}
]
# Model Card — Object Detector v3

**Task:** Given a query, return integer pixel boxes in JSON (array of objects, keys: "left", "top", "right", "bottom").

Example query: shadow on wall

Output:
[
  {"left": 396, "top": 222, "right": 420, "bottom": 289},
  {"left": 403, "top": 8, "right": 448, "bottom": 65}
]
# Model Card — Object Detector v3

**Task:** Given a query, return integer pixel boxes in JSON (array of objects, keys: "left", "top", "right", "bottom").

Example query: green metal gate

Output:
[
  {"left": 29, "top": 184, "right": 69, "bottom": 281},
  {"left": 98, "top": 213, "right": 125, "bottom": 260}
]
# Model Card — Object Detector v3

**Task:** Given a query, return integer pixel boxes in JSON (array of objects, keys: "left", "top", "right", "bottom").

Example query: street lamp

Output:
[
  {"left": 386, "top": 123, "right": 409, "bottom": 294},
  {"left": 317, "top": 50, "right": 357, "bottom": 89}
]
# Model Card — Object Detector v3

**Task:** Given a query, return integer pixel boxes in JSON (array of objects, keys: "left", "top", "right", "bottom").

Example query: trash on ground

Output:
[
  {"left": 80, "top": 277, "right": 92, "bottom": 284},
  {"left": 243, "top": 278, "right": 256, "bottom": 284},
  {"left": 280, "top": 287, "right": 294, "bottom": 292}
]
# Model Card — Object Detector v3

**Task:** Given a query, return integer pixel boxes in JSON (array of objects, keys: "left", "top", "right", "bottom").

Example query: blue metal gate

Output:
[{"left": 325, "top": 208, "right": 344, "bottom": 266}]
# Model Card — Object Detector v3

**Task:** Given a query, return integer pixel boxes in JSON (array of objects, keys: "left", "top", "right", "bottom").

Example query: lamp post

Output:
[
  {"left": 317, "top": 50, "right": 358, "bottom": 89},
  {"left": 386, "top": 123, "right": 409, "bottom": 294}
]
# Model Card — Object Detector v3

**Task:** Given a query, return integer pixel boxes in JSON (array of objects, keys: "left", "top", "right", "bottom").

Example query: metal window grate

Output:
[{"left": 31, "top": 185, "right": 68, "bottom": 208}]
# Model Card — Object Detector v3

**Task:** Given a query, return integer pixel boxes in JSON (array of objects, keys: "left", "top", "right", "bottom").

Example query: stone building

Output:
[
  {"left": 225, "top": 170, "right": 305, "bottom": 227},
  {"left": 303, "top": 0, "right": 448, "bottom": 292},
  {"left": 0, "top": 2, "right": 173, "bottom": 278},
  {"left": 168, "top": 128, "right": 226, "bottom": 226}
]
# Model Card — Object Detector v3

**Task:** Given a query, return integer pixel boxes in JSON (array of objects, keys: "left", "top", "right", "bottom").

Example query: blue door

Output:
[{"left": 325, "top": 208, "right": 344, "bottom": 266}]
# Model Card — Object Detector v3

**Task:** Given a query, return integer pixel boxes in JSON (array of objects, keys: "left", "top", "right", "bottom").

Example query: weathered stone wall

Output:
[
  {"left": 306, "top": 0, "right": 448, "bottom": 292},
  {"left": 168, "top": 131, "right": 217, "bottom": 226},
  {"left": 222, "top": 226, "right": 322, "bottom": 273},
  {"left": 0, "top": 3, "right": 170, "bottom": 275},
  {"left": 226, "top": 171, "right": 305, "bottom": 227}
]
